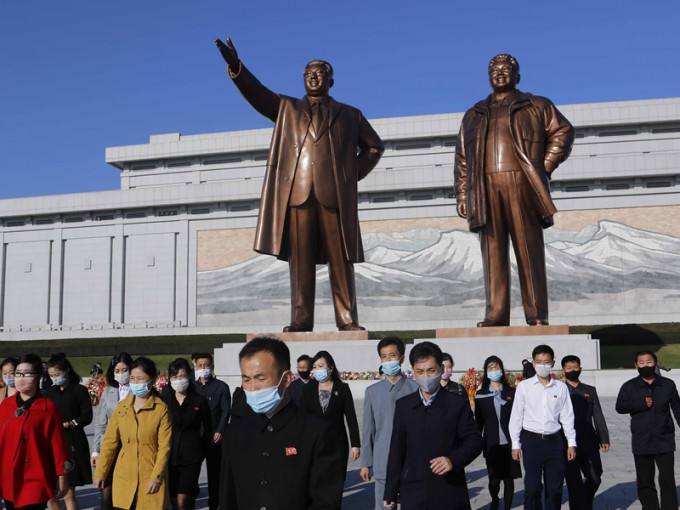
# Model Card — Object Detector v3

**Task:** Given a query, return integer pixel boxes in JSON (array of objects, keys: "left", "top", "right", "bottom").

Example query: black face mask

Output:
[
  {"left": 638, "top": 366, "right": 656, "bottom": 379},
  {"left": 565, "top": 370, "right": 581, "bottom": 382},
  {"left": 298, "top": 371, "right": 311, "bottom": 381}
]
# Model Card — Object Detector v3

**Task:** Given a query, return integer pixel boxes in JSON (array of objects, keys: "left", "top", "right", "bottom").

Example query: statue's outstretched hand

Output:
[{"left": 215, "top": 37, "right": 239, "bottom": 69}]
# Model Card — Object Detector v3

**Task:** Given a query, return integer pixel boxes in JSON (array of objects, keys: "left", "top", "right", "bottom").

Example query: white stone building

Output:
[{"left": 0, "top": 97, "right": 678, "bottom": 339}]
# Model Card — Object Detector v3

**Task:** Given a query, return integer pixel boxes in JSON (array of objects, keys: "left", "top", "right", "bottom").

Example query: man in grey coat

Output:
[{"left": 360, "top": 337, "right": 418, "bottom": 509}]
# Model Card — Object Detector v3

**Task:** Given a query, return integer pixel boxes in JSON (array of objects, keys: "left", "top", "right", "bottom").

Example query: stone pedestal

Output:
[
  {"left": 436, "top": 325, "right": 569, "bottom": 338},
  {"left": 245, "top": 330, "right": 368, "bottom": 342},
  {"left": 215, "top": 337, "right": 378, "bottom": 378},
  {"left": 214, "top": 328, "right": 600, "bottom": 380},
  {"left": 421, "top": 334, "right": 600, "bottom": 370}
]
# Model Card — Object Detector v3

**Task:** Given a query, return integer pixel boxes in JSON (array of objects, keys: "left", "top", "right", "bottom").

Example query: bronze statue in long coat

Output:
[{"left": 216, "top": 38, "right": 384, "bottom": 332}]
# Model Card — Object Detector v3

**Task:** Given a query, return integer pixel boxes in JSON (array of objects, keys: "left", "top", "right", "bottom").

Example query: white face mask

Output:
[
  {"left": 534, "top": 364, "right": 553, "bottom": 378},
  {"left": 196, "top": 368, "right": 211, "bottom": 380},
  {"left": 114, "top": 372, "right": 130, "bottom": 385},
  {"left": 171, "top": 379, "right": 190, "bottom": 393}
]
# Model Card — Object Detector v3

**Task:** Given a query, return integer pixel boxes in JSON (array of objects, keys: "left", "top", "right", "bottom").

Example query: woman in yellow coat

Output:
[{"left": 94, "top": 357, "right": 172, "bottom": 510}]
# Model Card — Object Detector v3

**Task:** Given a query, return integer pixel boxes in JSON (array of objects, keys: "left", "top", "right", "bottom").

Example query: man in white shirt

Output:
[{"left": 509, "top": 344, "right": 576, "bottom": 510}]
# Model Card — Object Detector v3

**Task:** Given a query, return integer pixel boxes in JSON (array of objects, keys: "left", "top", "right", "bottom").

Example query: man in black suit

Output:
[
  {"left": 220, "top": 337, "right": 342, "bottom": 509},
  {"left": 561, "top": 355, "right": 610, "bottom": 510},
  {"left": 215, "top": 37, "right": 384, "bottom": 332},
  {"left": 383, "top": 341, "right": 484, "bottom": 509},
  {"left": 289, "top": 354, "right": 312, "bottom": 408}
]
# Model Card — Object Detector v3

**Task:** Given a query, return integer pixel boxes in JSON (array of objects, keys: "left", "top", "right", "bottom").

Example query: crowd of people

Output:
[{"left": 0, "top": 339, "right": 678, "bottom": 509}]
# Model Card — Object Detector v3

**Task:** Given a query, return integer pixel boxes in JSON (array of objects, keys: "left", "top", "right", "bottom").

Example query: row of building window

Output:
[
  {"left": 127, "top": 123, "right": 680, "bottom": 173},
  {"left": 2, "top": 174, "right": 676, "bottom": 227}
]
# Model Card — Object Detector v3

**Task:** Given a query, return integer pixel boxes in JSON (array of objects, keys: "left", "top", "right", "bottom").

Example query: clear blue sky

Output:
[{"left": 0, "top": 0, "right": 677, "bottom": 199}]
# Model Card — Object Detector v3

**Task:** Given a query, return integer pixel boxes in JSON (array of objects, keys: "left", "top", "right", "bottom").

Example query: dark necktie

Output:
[{"left": 311, "top": 101, "right": 323, "bottom": 136}]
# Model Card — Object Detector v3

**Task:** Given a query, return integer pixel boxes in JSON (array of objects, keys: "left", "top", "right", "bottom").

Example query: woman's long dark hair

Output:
[
  {"left": 312, "top": 350, "right": 341, "bottom": 383},
  {"left": 480, "top": 355, "right": 512, "bottom": 391},
  {"left": 46, "top": 352, "right": 81, "bottom": 384},
  {"left": 105, "top": 352, "right": 134, "bottom": 388}
]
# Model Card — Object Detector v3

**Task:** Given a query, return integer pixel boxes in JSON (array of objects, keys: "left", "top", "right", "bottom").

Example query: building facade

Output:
[{"left": 0, "top": 97, "right": 678, "bottom": 337}]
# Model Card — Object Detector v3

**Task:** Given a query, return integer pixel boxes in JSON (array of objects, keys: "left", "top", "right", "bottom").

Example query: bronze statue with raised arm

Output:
[
  {"left": 454, "top": 54, "right": 574, "bottom": 327},
  {"left": 215, "top": 37, "right": 384, "bottom": 332}
]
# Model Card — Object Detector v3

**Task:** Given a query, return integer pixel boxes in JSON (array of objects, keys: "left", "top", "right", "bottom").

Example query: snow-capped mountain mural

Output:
[{"left": 196, "top": 221, "right": 680, "bottom": 329}]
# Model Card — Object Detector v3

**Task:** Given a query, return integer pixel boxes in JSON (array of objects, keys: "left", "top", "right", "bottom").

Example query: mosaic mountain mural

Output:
[{"left": 196, "top": 221, "right": 680, "bottom": 328}]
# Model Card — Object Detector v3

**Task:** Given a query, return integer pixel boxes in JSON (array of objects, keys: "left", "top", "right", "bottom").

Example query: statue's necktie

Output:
[{"left": 311, "top": 101, "right": 323, "bottom": 137}]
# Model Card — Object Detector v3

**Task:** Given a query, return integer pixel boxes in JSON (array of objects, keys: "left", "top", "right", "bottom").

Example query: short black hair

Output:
[
  {"left": 377, "top": 336, "right": 406, "bottom": 357},
  {"left": 297, "top": 354, "right": 312, "bottom": 364},
  {"left": 635, "top": 350, "right": 658, "bottom": 364},
  {"left": 194, "top": 352, "right": 214, "bottom": 365},
  {"left": 561, "top": 355, "right": 581, "bottom": 368},
  {"left": 532, "top": 344, "right": 554, "bottom": 361},
  {"left": 46, "top": 353, "right": 81, "bottom": 384},
  {"left": 17, "top": 353, "right": 42, "bottom": 377},
  {"left": 442, "top": 353, "right": 454, "bottom": 366},
  {"left": 131, "top": 357, "right": 159, "bottom": 395},
  {"left": 105, "top": 352, "right": 133, "bottom": 387},
  {"left": 409, "top": 341, "right": 443, "bottom": 366},
  {"left": 239, "top": 337, "right": 290, "bottom": 376}
]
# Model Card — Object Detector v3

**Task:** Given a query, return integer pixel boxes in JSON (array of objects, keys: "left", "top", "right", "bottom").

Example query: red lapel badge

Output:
[
  {"left": 584, "top": 393, "right": 590, "bottom": 397},
  {"left": 286, "top": 447, "right": 298, "bottom": 456}
]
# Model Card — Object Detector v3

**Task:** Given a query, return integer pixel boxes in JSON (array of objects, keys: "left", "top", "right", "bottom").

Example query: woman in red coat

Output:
[{"left": 0, "top": 354, "right": 69, "bottom": 510}]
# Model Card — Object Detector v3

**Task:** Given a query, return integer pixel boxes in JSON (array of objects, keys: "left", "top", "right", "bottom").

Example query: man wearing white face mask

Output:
[
  {"left": 361, "top": 337, "right": 418, "bottom": 510},
  {"left": 384, "top": 341, "right": 484, "bottom": 509},
  {"left": 509, "top": 344, "right": 576, "bottom": 510},
  {"left": 220, "top": 336, "right": 343, "bottom": 509}
]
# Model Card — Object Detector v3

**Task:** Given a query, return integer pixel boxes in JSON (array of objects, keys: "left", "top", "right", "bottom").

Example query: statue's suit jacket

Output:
[
  {"left": 454, "top": 90, "right": 574, "bottom": 231},
  {"left": 230, "top": 63, "right": 384, "bottom": 263}
]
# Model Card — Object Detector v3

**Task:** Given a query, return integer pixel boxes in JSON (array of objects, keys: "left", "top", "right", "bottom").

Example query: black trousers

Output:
[
  {"left": 4, "top": 502, "right": 46, "bottom": 510},
  {"left": 634, "top": 452, "right": 678, "bottom": 510},
  {"left": 521, "top": 431, "right": 565, "bottom": 510},
  {"left": 565, "top": 447, "right": 603, "bottom": 510},
  {"left": 205, "top": 443, "right": 222, "bottom": 510}
]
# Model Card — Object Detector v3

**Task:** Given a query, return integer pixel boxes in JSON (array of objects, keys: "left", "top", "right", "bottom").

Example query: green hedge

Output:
[{"left": 0, "top": 334, "right": 245, "bottom": 359}]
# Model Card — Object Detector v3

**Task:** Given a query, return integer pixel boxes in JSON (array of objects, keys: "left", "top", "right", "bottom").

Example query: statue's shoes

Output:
[
  {"left": 338, "top": 323, "right": 366, "bottom": 332},
  {"left": 476, "top": 319, "right": 509, "bottom": 327},
  {"left": 283, "top": 322, "right": 312, "bottom": 332}
]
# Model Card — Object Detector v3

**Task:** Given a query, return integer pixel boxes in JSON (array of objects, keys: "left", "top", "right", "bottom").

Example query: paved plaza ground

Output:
[{"left": 66, "top": 397, "right": 678, "bottom": 509}]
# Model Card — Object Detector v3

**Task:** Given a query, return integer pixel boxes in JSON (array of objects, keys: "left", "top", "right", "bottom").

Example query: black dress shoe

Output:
[
  {"left": 476, "top": 319, "right": 508, "bottom": 327},
  {"left": 338, "top": 323, "right": 366, "bottom": 332},
  {"left": 527, "top": 319, "right": 549, "bottom": 326},
  {"left": 282, "top": 322, "right": 312, "bottom": 332}
]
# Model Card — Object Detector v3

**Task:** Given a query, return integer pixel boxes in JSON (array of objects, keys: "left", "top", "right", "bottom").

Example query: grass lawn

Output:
[{"left": 601, "top": 343, "right": 680, "bottom": 369}]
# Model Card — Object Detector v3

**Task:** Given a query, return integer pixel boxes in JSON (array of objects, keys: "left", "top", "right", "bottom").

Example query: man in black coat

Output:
[
  {"left": 616, "top": 350, "right": 680, "bottom": 510},
  {"left": 561, "top": 355, "right": 610, "bottom": 510},
  {"left": 220, "top": 337, "right": 343, "bottom": 510},
  {"left": 289, "top": 354, "right": 312, "bottom": 408},
  {"left": 194, "top": 353, "right": 231, "bottom": 510},
  {"left": 384, "top": 342, "right": 484, "bottom": 509}
]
